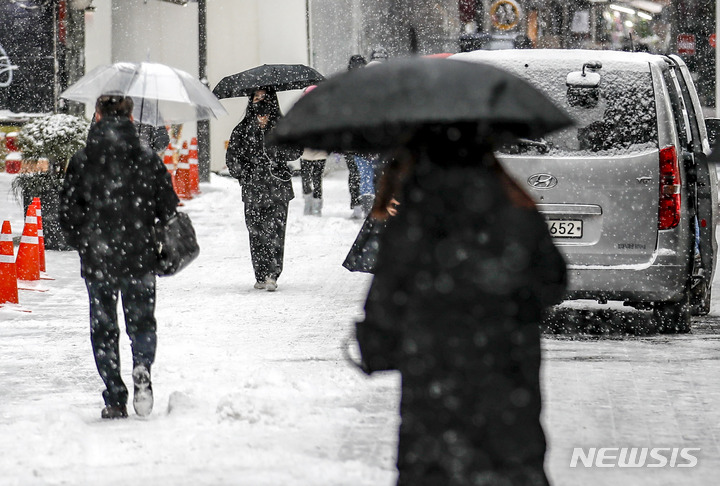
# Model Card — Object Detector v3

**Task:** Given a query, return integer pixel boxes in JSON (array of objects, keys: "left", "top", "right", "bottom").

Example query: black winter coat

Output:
[
  {"left": 359, "top": 157, "right": 566, "bottom": 486},
  {"left": 226, "top": 116, "right": 301, "bottom": 207},
  {"left": 60, "top": 117, "right": 178, "bottom": 282}
]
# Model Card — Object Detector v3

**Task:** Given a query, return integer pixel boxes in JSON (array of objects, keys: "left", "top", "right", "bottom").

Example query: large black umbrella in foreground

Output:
[
  {"left": 270, "top": 57, "right": 574, "bottom": 152},
  {"left": 212, "top": 64, "right": 325, "bottom": 99}
]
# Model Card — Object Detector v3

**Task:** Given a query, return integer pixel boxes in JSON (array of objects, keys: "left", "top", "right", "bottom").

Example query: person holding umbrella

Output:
[
  {"left": 362, "top": 127, "right": 567, "bottom": 484},
  {"left": 59, "top": 95, "right": 179, "bottom": 419},
  {"left": 213, "top": 63, "right": 323, "bottom": 291},
  {"left": 225, "top": 88, "right": 302, "bottom": 291},
  {"left": 271, "top": 57, "right": 571, "bottom": 485}
]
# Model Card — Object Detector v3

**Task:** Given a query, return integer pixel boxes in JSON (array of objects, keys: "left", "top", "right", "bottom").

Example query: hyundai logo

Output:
[{"left": 528, "top": 173, "right": 558, "bottom": 189}]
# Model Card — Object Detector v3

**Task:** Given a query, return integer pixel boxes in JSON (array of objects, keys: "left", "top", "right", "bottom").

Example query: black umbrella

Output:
[
  {"left": 212, "top": 64, "right": 325, "bottom": 99},
  {"left": 270, "top": 57, "right": 574, "bottom": 152}
]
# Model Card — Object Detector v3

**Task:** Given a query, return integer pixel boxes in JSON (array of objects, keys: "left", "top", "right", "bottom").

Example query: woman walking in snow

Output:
[
  {"left": 225, "top": 88, "right": 302, "bottom": 291},
  {"left": 356, "top": 124, "right": 567, "bottom": 485}
]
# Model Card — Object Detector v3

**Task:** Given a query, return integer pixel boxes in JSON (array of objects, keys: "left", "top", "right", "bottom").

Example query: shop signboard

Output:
[
  {"left": 677, "top": 34, "right": 696, "bottom": 56},
  {"left": 490, "top": 0, "right": 522, "bottom": 32},
  {"left": 0, "top": 1, "right": 56, "bottom": 114}
]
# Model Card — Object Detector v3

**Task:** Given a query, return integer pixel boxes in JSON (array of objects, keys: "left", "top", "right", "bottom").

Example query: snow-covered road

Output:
[{"left": 1, "top": 169, "right": 719, "bottom": 485}]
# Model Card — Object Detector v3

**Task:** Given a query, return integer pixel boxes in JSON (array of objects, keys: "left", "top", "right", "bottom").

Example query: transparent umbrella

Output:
[{"left": 60, "top": 61, "right": 227, "bottom": 126}]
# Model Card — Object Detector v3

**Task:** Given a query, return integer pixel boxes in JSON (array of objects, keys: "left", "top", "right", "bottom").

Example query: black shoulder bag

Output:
[{"left": 154, "top": 212, "right": 200, "bottom": 277}]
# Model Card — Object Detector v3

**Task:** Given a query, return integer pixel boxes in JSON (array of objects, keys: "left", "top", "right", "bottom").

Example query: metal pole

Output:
[
  {"left": 306, "top": 0, "right": 311, "bottom": 65},
  {"left": 716, "top": 0, "right": 719, "bottom": 117},
  {"left": 198, "top": 0, "right": 211, "bottom": 182}
]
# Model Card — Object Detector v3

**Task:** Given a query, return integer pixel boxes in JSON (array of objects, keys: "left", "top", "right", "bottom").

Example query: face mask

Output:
[{"left": 254, "top": 100, "right": 272, "bottom": 116}]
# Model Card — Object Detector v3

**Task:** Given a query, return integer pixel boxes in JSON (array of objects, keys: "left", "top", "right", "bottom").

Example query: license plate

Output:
[{"left": 546, "top": 219, "right": 583, "bottom": 238}]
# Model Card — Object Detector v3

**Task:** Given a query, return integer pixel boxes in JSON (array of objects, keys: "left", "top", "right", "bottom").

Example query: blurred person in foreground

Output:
[
  {"left": 356, "top": 124, "right": 567, "bottom": 485},
  {"left": 59, "top": 95, "right": 179, "bottom": 419},
  {"left": 225, "top": 88, "right": 302, "bottom": 291}
]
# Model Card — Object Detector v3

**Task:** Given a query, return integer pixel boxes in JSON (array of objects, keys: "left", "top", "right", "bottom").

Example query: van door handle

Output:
[{"left": 636, "top": 176, "right": 653, "bottom": 184}]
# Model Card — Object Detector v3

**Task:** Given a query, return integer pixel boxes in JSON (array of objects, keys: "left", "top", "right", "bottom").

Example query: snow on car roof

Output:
[{"left": 451, "top": 49, "right": 663, "bottom": 72}]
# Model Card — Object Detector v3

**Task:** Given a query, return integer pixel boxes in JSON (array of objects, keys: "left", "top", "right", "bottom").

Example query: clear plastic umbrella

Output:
[{"left": 60, "top": 61, "right": 227, "bottom": 126}]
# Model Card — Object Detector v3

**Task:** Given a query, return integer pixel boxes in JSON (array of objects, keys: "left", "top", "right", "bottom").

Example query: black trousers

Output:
[
  {"left": 345, "top": 154, "right": 361, "bottom": 208},
  {"left": 244, "top": 202, "right": 289, "bottom": 282},
  {"left": 300, "top": 159, "right": 325, "bottom": 198},
  {"left": 85, "top": 274, "right": 157, "bottom": 407}
]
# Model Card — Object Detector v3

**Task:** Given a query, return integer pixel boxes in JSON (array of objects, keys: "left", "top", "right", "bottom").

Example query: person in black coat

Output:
[
  {"left": 225, "top": 88, "right": 302, "bottom": 291},
  {"left": 59, "top": 95, "right": 179, "bottom": 420},
  {"left": 356, "top": 125, "right": 567, "bottom": 486},
  {"left": 344, "top": 54, "right": 367, "bottom": 217}
]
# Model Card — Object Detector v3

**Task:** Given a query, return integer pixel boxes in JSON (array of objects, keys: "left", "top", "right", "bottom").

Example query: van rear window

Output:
[{"left": 497, "top": 68, "right": 658, "bottom": 156}]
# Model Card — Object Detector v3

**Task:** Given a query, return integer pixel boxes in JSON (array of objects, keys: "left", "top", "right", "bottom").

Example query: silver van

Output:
[{"left": 453, "top": 49, "right": 719, "bottom": 332}]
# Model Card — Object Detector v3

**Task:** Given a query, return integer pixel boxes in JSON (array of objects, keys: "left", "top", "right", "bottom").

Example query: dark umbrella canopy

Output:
[
  {"left": 270, "top": 57, "right": 574, "bottom": 152},
  {"left": 212, "top": 64, "right": 325, "bottom": 99}
]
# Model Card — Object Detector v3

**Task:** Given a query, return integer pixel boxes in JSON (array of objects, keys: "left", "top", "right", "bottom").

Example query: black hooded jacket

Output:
[
  {"left": 226, "top": 108, "right": 302, "bottom": 207},
  {"left": 60, "top": 117, "right": 178, "bottom": 282}
]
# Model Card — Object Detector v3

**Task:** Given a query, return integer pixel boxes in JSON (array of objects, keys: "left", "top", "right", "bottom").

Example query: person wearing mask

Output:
[
  {"left": 225, "top": 88, "right": 302, "bottom": 291},
  {"left": 59, "top": 95, "right": 179, "bottom": 419}
]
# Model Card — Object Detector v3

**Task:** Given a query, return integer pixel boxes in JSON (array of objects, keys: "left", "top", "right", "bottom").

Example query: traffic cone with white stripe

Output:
[
  {"left": 189, "top": 137, "right": 200, "bottom": 195},
  {"left": 0, "top": 220, "right": 19, "bottom": 305},
  {"left": 176, "top": 141, "right": 192, "bottom": 200},
  {"left": 16, "top": 205, "right": 40, "bottom": 281},
  {"left": 163, "top": 144, "right": 178, "bottom": 193},
  {"left": 31, "top": 197, "right": 46, "bottom": 272}
]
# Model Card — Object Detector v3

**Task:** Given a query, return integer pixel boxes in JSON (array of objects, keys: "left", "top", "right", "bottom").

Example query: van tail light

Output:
[{"left": 658, "top": 146, "right": 681, "bottom": 230}]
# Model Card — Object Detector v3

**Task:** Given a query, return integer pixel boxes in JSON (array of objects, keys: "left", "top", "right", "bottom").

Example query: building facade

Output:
[{"left": 1, "top": 0, "right": 715, "bottom": 172}]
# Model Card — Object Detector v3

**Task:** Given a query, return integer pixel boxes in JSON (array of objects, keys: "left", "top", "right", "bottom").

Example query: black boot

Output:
[{"left": 101, "top": 404, "right": 128, "bottom": 419}]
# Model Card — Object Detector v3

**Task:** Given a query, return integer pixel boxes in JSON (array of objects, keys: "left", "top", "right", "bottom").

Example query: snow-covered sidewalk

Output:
[{"left": 1, "top": 170, "right": 719, "bottom": 485}]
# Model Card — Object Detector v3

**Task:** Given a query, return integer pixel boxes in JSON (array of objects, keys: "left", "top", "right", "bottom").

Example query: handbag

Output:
[
  {"left": 342, "top": 216, "right": 385, "bottom": 274},
  {"left": 154, "top": 212, "right": 200, "bottom": 277}
]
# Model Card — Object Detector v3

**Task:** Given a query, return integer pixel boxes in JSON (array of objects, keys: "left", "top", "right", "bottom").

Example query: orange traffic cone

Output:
[
  {"left": 0, "top": 220, "right": 19, "bottom": 305},
  {"left": 163, "top": 144, "right": 176, "bottom": 188},
  {"left": 32, "top": 197, "right": 46, "bottom": 272},
  {"left": 189, "top": 137, "right": 200, "bottom": 195},
  {"left": 176, "top": 141, "right": 192, "bottom": 200},
  {"left": 16, "top": 204, "right": 40, "bottom": 281}
]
